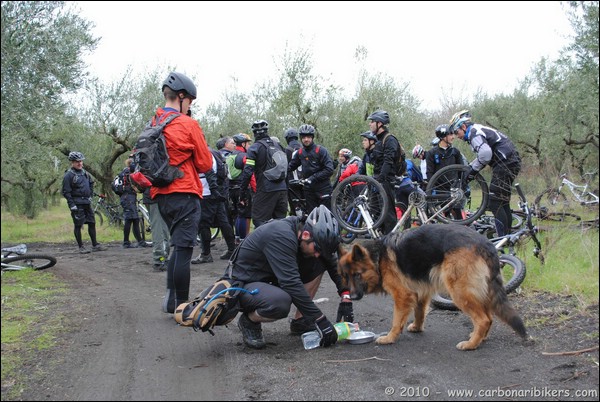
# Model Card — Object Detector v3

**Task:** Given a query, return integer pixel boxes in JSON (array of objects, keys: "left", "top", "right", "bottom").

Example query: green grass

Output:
[
  {"left": 1, "top": 199, "right": 123, "bottom": 244},
  {"left": 1, "top": 270, "right": 68, "bottom": 399},
  {"left": 521, "top": 226, "right": 599, "bottom": 305}
]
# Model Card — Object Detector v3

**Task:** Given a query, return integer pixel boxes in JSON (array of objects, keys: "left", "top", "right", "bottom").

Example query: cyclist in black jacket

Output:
[
  {"left": 119, "top": 158, "right": 147, "bottom": 249},
  {"left": 284, "top": 127, "right": 303, "bottom": 214},
  {"left": 288, "top": 124, "right": 335, "bottom": 212},
  {"left": 62, "top": 151, "right": 107, "bottom": 254},
  {"left": 239, "top": 120, "right": 289, "bottom": 228},
  {"left": 368, "top": 110, "right": 401, "bottom": 234},
  {"left": 232, "top": 206, "right": 352, "bottom": 349},
  {"left": 426, "top": 124, "right": 467, "bottom": 220},
  {"left": 450, "top": 110, "right": 521, "bottom": 236}
]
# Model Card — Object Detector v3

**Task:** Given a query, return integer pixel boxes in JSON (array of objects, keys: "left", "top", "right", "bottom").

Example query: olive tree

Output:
[{"left": 1, "top": 1, "right": 98, "bottom": 217}]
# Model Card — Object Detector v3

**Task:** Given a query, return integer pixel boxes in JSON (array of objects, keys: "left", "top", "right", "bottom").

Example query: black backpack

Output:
[
  {"left": 130, "top": 113, "right": 182, "bottom": 190},
  {"left": 382, "top": 133, "right": 407, "bottom": 176},
  {"left": 210, "top": 148, "right": 228, "bottom": 186},
  {"left": 258, "top": 138, "right": 287, "bottom": 182}
]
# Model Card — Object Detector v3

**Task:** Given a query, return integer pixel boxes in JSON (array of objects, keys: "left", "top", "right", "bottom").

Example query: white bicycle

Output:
[
  {"left": 1, "top": 244, "right": 57, "bottom": 274},
  {"left": 534, "top": 171, "right": 598, "bottom": 223}
]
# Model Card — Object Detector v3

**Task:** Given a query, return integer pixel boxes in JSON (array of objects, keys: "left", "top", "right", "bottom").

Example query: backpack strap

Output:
[
  {"left": 225, "top": 238, "right": 246, "bottom": 280},
  {"left": 298, "top": 145, "right": 320, "bottom": 156},
  {"left": 153, "top": 111, "right": 181, "bottom": 126}
]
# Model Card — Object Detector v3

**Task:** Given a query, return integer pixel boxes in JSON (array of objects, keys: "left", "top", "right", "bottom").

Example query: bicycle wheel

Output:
[
  {"left": 196, "top": 227, "right": 221, "bottom": 243},
  {"left": 426, "top": 164, "right": 489, "bottom": 225},
  {"left": 138, "top": 219, "right": 146, "bottom": 241},
  {"left": 499, "top": 254, "right": 527, "bottom": 294},
  {"left": 94, "top": 211, "right": 104, "bottom": 225},
  {"left": 510, "top": 210, "right": 525, "bottom": 230},
  {"left": 2, "top": 254, "right": 57, "bottom": 271},
  {"left": 331, "top": 175, "right": 389, "bottom": 235},
  {"left": 534, "top": 189, "right": 581, "bottom": 223},
  {"left": 431, "top": 254, "right": 525, "bottom": 311}
]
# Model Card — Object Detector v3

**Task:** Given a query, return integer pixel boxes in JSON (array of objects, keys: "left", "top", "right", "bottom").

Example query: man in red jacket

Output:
[{"left": 150, "top": 72, "right": 213, "bottom": 314}]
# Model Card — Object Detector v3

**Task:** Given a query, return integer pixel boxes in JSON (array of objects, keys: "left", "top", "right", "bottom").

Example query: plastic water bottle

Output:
[
  {"left": 302, "top": 322, "right": 360, "bottom": 349},
  {"left": 334, "top": 322, "right": 360, "bottom": 340},
  {"left": 301, "top": 331, "right": 321, "bottom": 350}
]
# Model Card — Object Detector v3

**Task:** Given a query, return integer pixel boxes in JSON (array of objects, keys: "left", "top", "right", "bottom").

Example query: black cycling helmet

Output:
[
  {"left": 233, "top": 133, "right": 252, "bottom": 145},
  {"left": 298, "top": 124, "right": 315, "bottom": 137},
  {"left": 435, "top": 124, "right": 451, "bottom": 139},
  {"left": 162, "top": 72, "right": 197, "bottom": 99},
  {"left": 251, "top": 119, "right": 269, "bottom": 135},
  {"left": 360, "top": 131, "right": 377, "bottom": 141},
  {"left": 284, "top": 127, "right": 298, "bottom": 141},
  {"left": 304, "top": 205, "right": 340, "bottom": 257},
  {"left": 367, "top": 110, "right": 390, "bottom": 125},
  {"left": 68, "top": 151, "right": 85, "bottom": 161}
]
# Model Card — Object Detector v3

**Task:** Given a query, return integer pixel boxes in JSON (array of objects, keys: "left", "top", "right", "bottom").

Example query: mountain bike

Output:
[
  {"left": 534, "top": 171, "right": 598, "bottom": 223},
  {"left": 432, "top": 183, "right": 543, "bottom": 310},
  {"left": 288, "top": 179, "right": 332, "bottom": 219},
  {"left": 288, "top": 179, "right": 309, "bottom": 219},
  {"left": 1, "top": 244, "right": 57, "bottom": 274},
  {"left": 331, "top": 166, "right": 489, "bottom": 239},
  {"left": 92, "top": 193, "right": 123, "bottom": 226}
]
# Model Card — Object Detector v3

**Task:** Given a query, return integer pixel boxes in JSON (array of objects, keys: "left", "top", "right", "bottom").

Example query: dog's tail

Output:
[{"left": 489, "top": 261, "right": 529, "bottom": 340}]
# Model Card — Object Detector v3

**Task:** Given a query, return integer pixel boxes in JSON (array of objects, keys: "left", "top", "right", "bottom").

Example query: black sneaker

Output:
[
  {"left": 191, "top": 254, "right": 213, "bottom": 264},
  {"left": 91, "top": 244, "right": 107, "bottom": 252},
  {"left": 219, "top": 249, "right": 234, "bottom": 260},
  {"left": 237, "top": 314, "right": 266, "bottom": 349},
  {"left": 123, "top": 242, "right": 138, "bottom": 249},
  {"left": 289, "top": 317, "right": 315, "bottom": 335},
  {"left": 153, "top": 263, "right": 166, "bottom": 272},
  {"left": 79, "top": 246, "right": 91, "bottom": 254}
]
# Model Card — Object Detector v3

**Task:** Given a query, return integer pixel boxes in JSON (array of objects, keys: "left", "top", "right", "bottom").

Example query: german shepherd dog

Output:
[{"left": 337, "top": 224, "right": 529, "bottom": 350}]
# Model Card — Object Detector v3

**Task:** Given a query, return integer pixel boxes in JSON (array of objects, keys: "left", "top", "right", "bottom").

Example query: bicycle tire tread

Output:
[{"left": 2, "top": 254, "right": 57, "bottom": 271}]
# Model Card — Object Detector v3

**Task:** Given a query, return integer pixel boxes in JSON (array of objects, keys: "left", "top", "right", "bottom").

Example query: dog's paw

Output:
[
  {"left": 375, "top": 334, "right": 396, "bottom": 345},
  {"left": 407, "top": 323, "right": 423, "bottom": 333},
  {"left": 456, "top": 340, "right": 478, "bottom": 351}
]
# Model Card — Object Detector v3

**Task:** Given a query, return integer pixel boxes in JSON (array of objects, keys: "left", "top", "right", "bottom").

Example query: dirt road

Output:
[{"left": 12, "top": 241, "right": 600, "bottom": 401}]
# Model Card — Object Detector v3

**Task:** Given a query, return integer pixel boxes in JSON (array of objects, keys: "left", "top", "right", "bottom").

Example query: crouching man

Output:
[{"left": 231, "top": 205, "right": 353, "bottom": 349}]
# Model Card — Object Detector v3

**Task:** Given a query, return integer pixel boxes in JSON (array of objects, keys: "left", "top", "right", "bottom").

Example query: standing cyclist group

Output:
[{"left": 62, "top": 72, "right": 522, "bottom": 351}]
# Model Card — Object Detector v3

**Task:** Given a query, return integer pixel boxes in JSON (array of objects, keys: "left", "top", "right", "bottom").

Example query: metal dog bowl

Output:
[{"left": 347, "top": 331, "right": 376, "bottom": 344}]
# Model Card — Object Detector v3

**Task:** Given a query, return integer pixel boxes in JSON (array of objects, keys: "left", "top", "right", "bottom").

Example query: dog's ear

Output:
[{"left": 351, "top": 244, "right": 368, "bottom": 261}]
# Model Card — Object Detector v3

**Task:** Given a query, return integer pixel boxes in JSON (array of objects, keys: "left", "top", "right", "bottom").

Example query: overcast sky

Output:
[{"left": 73, "top": 1, "right": 574, "bottom": 112}]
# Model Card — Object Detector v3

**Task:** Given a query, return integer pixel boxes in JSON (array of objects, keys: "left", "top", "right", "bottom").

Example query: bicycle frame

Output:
[
  {"left": 93, "top": 194, "right": 123, "bottom": 226},
  {"left": 288, "top": 179, "right": 331, "bottom": 218},
  {"left": 137, "top": 200, "right": 151, "bottom": 232},
  {"left": 391, "top": 186, "right": 461, "bottom": 235},
  {"left": 288, "top": 180, "right": 307, "bottom": 217},
  {"left": 347, "top": 184, "right": 463, "bottom": 240},
  {"left": 556, "top": 174, "right": 599, "bottom": 206}
]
